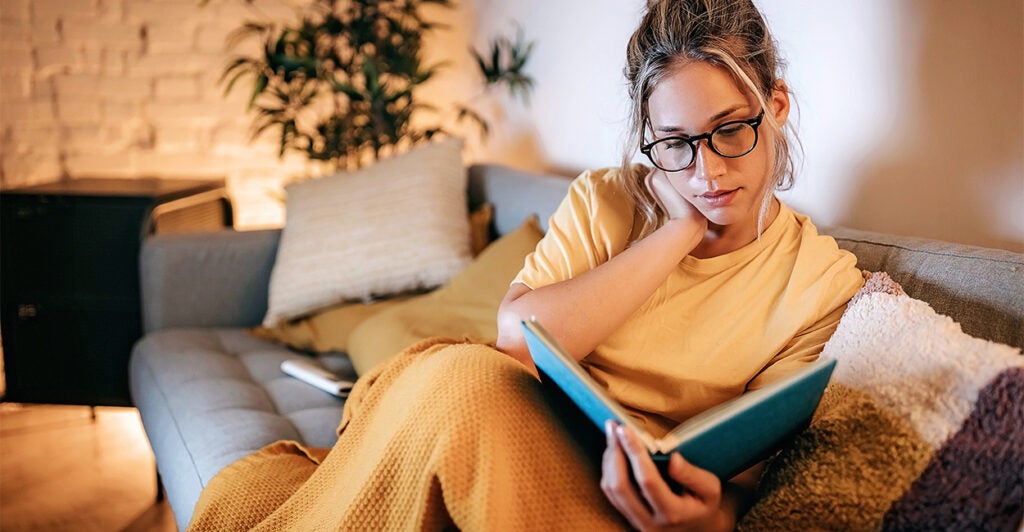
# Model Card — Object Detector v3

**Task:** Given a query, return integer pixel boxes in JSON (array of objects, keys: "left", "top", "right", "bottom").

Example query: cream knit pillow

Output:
[{"left": 263, "top": 138, "right": 471, "bottom": 327}]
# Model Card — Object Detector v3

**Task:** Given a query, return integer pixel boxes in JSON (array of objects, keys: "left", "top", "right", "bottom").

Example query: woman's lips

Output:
[{"left": 698, "top": 188, "right": 738, "bottom": 207}]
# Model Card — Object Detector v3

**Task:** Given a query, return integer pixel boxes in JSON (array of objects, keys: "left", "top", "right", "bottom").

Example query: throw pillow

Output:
[
  {"left": 250, "top": 203, "right": 494, "bottom": 352},
  {"left": 345, "top": 215, "right": 545, "bottom": 375},
  {"left": 738, "top": 272, "right": 1024, "bottom": 531},
  {"left": 263, "top": 137, "right": 471, "bottom": 327}
]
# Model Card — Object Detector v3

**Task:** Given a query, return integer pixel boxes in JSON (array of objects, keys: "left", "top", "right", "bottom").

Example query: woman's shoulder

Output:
[
  {"left": 563, "top": 166, "right": 640, "bottom": 212},
  {"left": 782, "top": 203, "right": 863, "bottom": 291},
  {"left": 568, "top": 165, "right": 647, "bottom": 209}
]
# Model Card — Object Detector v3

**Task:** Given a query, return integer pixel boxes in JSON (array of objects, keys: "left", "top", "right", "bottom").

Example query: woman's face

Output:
[{"left": 646, "top": 61, "right": 789, "bottom": 229}]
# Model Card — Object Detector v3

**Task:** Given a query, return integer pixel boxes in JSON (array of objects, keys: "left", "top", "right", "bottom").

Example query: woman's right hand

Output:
[{"left": 645, "top": 169, "right": 708, "bottom": 233}]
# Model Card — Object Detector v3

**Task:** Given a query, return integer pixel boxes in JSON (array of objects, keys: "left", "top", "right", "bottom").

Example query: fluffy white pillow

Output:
[{"left": 263, "top": 138, "right": 471, "bottom": 327}]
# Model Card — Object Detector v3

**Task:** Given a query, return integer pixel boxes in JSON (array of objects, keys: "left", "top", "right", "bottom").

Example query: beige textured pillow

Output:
[{"left": 263, "top": 138, "right": 471, "bottom": 327}]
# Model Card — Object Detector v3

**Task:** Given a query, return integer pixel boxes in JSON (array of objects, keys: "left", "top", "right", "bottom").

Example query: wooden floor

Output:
[{"left": 0, "top": 402, "right": 177, "bottom": 532}]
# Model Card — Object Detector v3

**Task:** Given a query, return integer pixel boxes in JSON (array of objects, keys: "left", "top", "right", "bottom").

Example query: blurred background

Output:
[{"left": 1, "top": 0, "right": 1021, "bottom": 247}]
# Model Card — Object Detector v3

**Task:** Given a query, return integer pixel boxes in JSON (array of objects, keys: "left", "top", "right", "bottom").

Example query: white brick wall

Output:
[{"left": 0, "top": 0, "right": 334, "bottom": 228}]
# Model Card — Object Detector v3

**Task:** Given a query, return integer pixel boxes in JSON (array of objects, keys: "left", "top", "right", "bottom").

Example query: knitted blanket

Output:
[
  {"left": 739, "top": 272, "right": 1024, "bottom": 531},
  {"left": 187, "top": 338, "right": 625, "bottom": 530}
]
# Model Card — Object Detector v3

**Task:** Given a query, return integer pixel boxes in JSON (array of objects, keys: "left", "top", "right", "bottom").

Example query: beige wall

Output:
[{"left": 2, "top": 0, "right": 1022, "bottom": 251}]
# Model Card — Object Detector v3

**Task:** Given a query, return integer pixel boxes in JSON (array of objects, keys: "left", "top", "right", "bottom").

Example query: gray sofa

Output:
[{"left": 129, "top": 164, "right": 1024, "bottom": 530}]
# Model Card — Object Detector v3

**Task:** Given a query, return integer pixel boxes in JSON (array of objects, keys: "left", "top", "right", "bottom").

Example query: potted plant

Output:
[{"left": 219, "top": 0, "right": 534, "bottom": 169}]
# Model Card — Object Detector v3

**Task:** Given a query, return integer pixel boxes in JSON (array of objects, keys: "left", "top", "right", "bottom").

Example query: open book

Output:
[{"left": 521, "top": 319, "right": 835, "bottom": 481}]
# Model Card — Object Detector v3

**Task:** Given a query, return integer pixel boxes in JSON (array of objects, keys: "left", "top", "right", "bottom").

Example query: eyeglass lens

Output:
[{"left": 649, "top": 121, "right": 758, "bottom": 171}]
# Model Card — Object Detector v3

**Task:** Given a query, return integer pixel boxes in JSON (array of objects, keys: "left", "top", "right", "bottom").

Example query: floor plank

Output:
[{"left": 0, "top": 403, "right": 177, "bottom": 532}]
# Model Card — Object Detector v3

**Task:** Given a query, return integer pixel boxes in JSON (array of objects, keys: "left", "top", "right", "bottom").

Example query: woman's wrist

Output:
[{"left": 660, "top": 216, "right": 706, "bottom": 253}]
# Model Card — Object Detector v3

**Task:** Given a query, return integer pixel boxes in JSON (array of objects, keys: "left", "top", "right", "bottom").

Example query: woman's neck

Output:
[{"left": 690, "top": 197, "right": 781, "bottom": 259}]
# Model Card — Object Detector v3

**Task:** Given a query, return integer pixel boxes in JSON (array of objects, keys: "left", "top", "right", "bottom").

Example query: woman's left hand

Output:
[{"left": 601, "top": 421, "right": 726, "bottom": 531}]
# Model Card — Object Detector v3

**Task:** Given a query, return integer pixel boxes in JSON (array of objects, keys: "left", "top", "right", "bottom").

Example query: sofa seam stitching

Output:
[{"left": 139, "top": 345, "right": 208, "bottom": 489}]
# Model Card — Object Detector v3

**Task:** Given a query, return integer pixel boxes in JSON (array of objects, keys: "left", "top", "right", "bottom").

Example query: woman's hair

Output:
[{"left": 621, "top": 0, "right": 799, "bottom": 241}]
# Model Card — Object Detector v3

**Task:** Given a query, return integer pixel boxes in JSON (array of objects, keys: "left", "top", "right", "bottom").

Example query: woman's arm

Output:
[{"left": 496, "top": 170, "right": 706, "bottom": 368}]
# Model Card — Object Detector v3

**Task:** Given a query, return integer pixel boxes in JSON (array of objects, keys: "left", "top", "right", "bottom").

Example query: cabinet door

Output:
[{"left": 1, "top": 196, "right": 75, "bottom": 300}]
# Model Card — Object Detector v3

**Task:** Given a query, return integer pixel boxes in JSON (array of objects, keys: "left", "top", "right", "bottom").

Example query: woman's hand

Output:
[
  {"left": 601, "top": 422, "right": 728, "bottom": 531},
  {"left": 645, "top": 169, "right": 708, "bottom": 233}
]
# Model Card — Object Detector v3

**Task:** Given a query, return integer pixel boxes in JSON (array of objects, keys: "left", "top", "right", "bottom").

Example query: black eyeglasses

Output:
[{"left": 640, "top": 111, "right": 764, "bottom": 172}]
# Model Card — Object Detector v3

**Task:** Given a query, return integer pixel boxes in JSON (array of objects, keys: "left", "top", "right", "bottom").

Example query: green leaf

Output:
[{"left": 248, "top": 73, "right": 268, "bottom": 110}]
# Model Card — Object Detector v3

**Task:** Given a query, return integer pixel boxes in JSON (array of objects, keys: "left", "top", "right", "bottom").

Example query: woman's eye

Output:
[
  {"left": 663, "top": 139, "right": 689, "bottom": 150},
  {"left": 717, "top": 125, "right": 743, "bottom": 137}
]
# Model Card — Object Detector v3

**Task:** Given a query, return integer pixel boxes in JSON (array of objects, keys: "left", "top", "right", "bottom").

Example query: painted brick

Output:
[
  {"left": 125, "top": 51, "right": 220, "bottom": 76},
  {"left": 154, "top": 77, "right": 199, "bottom": 101},
  {"left": 103, "top": 49, "right": 127, "bottom": 76},
  {"left": 35, "top": 45, "right": 78, "bottom": 72},
  {"left": 146, "top": 21, "right": 197, "bottom": 54},
  {"left": 54, "top": 73, "right": 101, "bottom": 95},
  {"left": 155, "top": 124, "right": 212, "bottom": 152},
  {"left": 1, "top": 73, "right": 30, "bottom": 98},
  {"left": 62, "top": 124, "right": 118, "bottom": 154},
  {"left": 9, "top": 126, "right": 61, "bottom": 149},
  {"left": 99, "top": 76, "right": 152, "bottom": 99},
  {"left": 0, "top": 99, "right": 56, "bottom": 124},
  {"left": 194, "top": 23, "right": 230, "bottom": 54},
  {"left": 2, "top": 151, "right": 62, "bottom": 183},
  {"left": 1, "top": 19, "right": 30, "bottom": 42},
  {"left": 124, "top": 1, "right": 208, "bottom": 25},
  {"left": 1, "top": 44, "right": 33, "bottom": 72},
  {"left": 1, "top": 0, "right": 30, "bottom": 24},
  {"left": 32, "top": 0, "right": 95, "bottom": 17},
  {"left": 64, "top": 23, "right": 143, "bottom": 50},
  {"left": 100, "top": 99, "right": 141, "bottom": 123},
  {"left": 64, "top": 152, "right": 135, "bottom": 177},
  {"left": 145, "top": 101, "right": 219, "bottom": 128},
  {"left": 28, "top": 17, "right": 61, "bottom": 45},
  {"left": 57, "top": 100, "right": 102, "bottom": 124},
  {"left": 129, "top": 151, "right": 230, "bottom": 177}
]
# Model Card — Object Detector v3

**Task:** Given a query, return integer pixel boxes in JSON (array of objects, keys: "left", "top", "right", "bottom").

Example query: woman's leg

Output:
[{"left": 190, "top": 338, "right": 625, "bottom": 531}]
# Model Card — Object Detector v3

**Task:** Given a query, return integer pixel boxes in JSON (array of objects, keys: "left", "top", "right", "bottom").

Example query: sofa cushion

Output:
[
  {"left": 345, "top": 215, "right": 545, "bottom": 375},
  {"left": 739, "top": 274, "right": 1024, "bottom": 530},
  {"left": 263, "top": 137, "right": 471, "bottom": 327},
  {"left": 248, "top": 203, "right": 493, "bottom": 353},
  {"left": 130, "top": 328, "right": 351, "bottom": 529}
]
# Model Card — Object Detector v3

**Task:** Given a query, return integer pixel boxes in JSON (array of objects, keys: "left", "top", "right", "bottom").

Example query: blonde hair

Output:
[{"left": 622, "top": 0, "right": 799, "bottom": 240}]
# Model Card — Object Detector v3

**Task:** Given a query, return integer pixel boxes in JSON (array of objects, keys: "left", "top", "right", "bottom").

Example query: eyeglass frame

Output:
[{"left": 640, "top": 110, "right": 765, "bottom": 172}]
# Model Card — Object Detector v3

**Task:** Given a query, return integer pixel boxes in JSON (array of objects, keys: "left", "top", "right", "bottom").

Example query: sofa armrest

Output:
[{"left": 140, "top": 229, "right": 281, "bottom": 333}]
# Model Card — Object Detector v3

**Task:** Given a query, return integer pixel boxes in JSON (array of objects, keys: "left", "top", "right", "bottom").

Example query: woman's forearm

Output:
[{"left": 496, "top": 217, "right": 703, "bottom": 363}]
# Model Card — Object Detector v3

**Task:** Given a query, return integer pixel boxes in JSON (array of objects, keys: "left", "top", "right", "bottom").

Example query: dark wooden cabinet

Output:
[{"left": 1, "top": 178, "right": 232, "bottom": 406}]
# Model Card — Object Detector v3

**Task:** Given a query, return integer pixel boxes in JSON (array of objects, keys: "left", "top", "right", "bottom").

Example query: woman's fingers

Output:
[
  {"left": 614, "top": 424, "right": 680, "bottom": 517},
  {"left": 600, "top": 422, "right": 653, "bottom": 529},
  {"left": 667, "top": 452, "right": 722, "bottom": 506}
]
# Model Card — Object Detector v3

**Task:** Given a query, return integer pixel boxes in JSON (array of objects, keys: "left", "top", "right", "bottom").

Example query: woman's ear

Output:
[{"left": 770, "top": 80, "right": 791, "bottom": 127}]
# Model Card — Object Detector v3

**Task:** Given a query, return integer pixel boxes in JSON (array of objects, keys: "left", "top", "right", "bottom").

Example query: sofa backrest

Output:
[{"left": 822, "top": 226, "right": 1023, "bottom": 350}]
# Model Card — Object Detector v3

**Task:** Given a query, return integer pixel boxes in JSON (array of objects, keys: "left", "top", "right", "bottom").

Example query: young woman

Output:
[
  {"left": 496, "top": 0, "right": 863, "bottom": 528},
  {"left": 188, "top": 1, "right": 863, "bottom": 530}
]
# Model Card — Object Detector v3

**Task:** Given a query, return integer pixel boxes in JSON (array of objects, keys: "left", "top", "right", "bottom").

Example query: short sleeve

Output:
[
  {"left": 746, "top": 248, "right": 864, "bottom": 391},
  {"left": 745, "top": 303, "right": 847, "bottom": 391},
  {"left": 512, "top": 168, "right": 634, "bottom": 290}
]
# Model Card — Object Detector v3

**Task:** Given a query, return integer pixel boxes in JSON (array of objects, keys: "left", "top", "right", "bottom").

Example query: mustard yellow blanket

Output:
[{"left": 187, "top": 338, "right": 625, "bottom": 530}]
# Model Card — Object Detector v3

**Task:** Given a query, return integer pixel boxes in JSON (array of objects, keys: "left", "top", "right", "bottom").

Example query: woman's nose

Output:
[{"left": 692, "top": 141, "right": 726, "bottom": 182}]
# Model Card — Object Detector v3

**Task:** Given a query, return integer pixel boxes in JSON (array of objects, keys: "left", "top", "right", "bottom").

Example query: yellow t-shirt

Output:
[{"left": 513, "top": 168, "right": 864, "bottom": 437}]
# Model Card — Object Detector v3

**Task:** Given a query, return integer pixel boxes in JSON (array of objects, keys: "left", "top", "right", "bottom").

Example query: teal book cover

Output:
[{"left": 521, "top": 319, "right": 835, "bottom": 481}]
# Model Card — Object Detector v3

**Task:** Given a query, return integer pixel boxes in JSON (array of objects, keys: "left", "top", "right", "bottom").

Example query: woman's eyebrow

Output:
[{"left": 654, "top": 104, "right": 749, "bottom": 134}]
